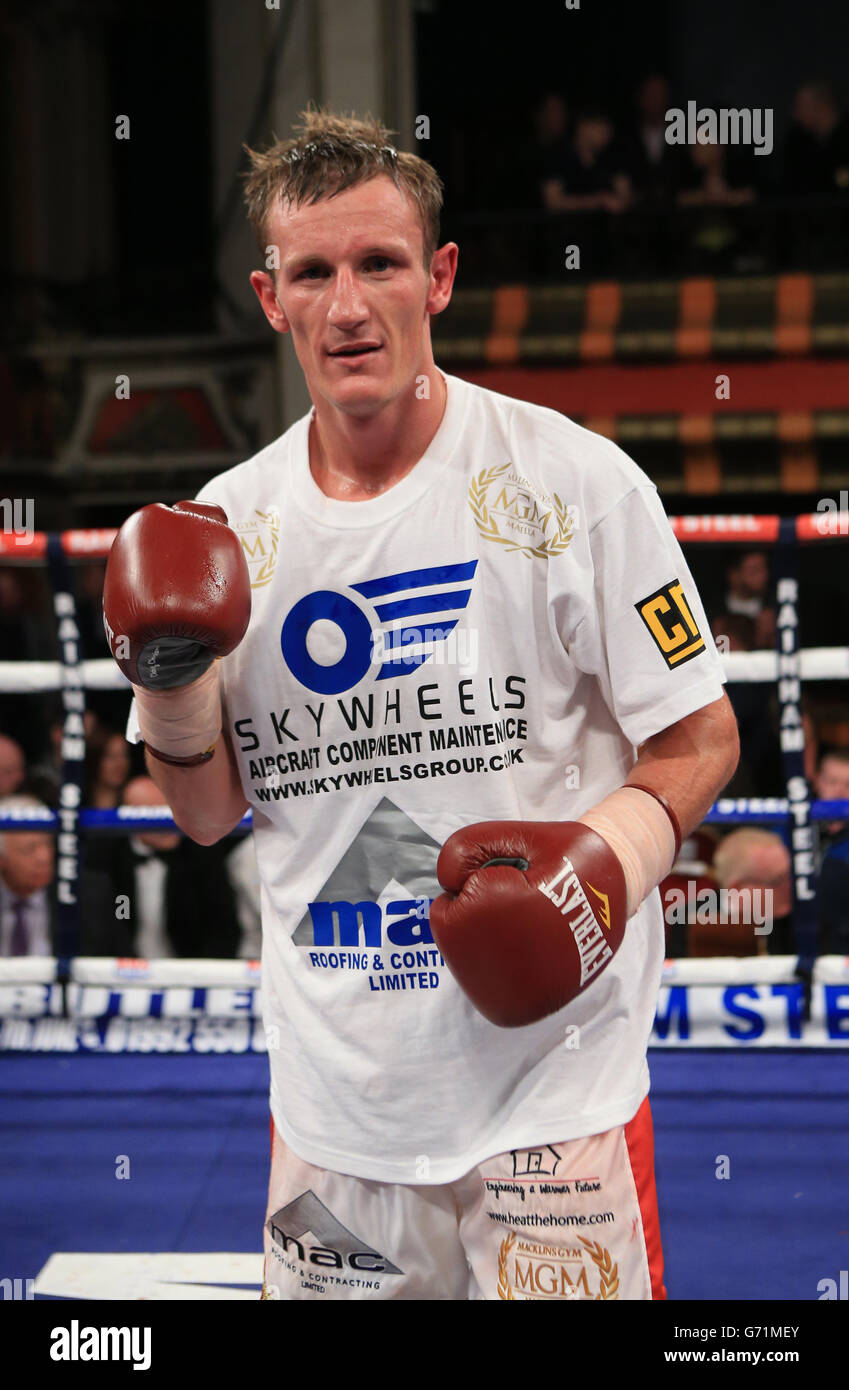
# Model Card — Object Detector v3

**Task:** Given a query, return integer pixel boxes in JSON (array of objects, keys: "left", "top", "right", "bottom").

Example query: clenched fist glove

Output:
[
  {"left": 430, "top": 786, "right": 681, "bottom": 1027},
  {"left": 103, "top": 501, "right": 251, "bottom": 766}
]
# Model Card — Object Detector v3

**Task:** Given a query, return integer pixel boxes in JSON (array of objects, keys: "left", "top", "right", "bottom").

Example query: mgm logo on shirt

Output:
[
  {"left": 469, "top": 462, "right": 575, "bottom": 559},
  {"left": 497, "top": 1232, "right": 620, "bottom": 1300},
  {"left": 235, "top": 507, "right": 280, "bottom": 588}
]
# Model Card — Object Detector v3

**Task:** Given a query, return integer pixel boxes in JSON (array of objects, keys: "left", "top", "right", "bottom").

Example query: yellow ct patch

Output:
[{"left": 635, "top": 580, "right": 706, "bottom": 668}]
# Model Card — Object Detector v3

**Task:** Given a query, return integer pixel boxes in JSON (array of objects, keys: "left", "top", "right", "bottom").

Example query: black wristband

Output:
[{"left": 145, "top": 742, "right": 216, "bottom": 768}]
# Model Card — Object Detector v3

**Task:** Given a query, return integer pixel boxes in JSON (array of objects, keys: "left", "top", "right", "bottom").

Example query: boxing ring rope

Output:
[
  {"left": 2, "top": 952, "right": 849, "bottom": 1050},
  {"left": 0, "top": 513, "right": 847, "bottom": 1050}
]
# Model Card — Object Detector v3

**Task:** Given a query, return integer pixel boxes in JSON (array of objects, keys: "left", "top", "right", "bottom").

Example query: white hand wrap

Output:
[
  {"left": 579, "top": 786, "right": 677, "bottom": 918},
  {"left": 133, "top": 663, "right": 222, "bottom": 764}
]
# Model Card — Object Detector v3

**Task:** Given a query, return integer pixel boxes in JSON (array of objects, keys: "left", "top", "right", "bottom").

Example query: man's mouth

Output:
[{"left": 328, "top": 344, "right": 381, "bottom": 358}]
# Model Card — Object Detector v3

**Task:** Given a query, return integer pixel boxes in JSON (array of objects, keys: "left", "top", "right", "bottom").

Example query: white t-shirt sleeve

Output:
[{"left": 566, "top": 483, "right": 726, "bottom": 746}]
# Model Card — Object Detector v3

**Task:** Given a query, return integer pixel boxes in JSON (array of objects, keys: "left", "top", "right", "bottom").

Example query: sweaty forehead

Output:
[{"left": 273, "top": 177, "right": 421, "bottom": 252}]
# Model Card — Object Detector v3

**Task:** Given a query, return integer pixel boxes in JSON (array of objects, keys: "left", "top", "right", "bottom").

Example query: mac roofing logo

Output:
[
  {"left": 266, "top": 1191, "right": 403, "bottom": 1275},
  {"left": 292, "top": 798, "right": 440, "bottom": 947},
  {"left": 280, "top": 560, "right": 478, "bottom": 695}
]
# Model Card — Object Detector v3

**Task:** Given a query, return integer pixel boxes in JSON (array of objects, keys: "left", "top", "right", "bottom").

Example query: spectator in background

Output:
[
  {"left": 710, "top": 612, "right": 756, "bottom": 653},
  {"left": 84, "top": 775, "right": 181, "bottom": 959},
  {"left": 729, "top": 549, "right": 769, "bottom": 613},
  {"left": 624, "top": 73, "right": 683, "bottom": 204},
  {"left": 710, "top": 827, "right": 794, "bottom": 955},
  {"left": 659, "top": 823, "right": 719, "bottom": 958},
  {"left": 0, "top": 568, "right": 51, "bottom": 758},
  {"left": 0, "top": 734, "right": 26, "bottom": 797},
  {"left": 819, "top": 839, "right": 849, "bottom": 952},
  {"left": 815, "top": 747, "right": 849, "bottom": 839},
  {"left": 84, "top": 726, "right": 131, "bottom": 809},
  {"left": 225, "top": 830, "right": 263, "bottom": 961},
  {"left": 73, "top": 561, "right": 133, "bottom": 730},
  {"left": 0, "top": 794, "right": 55, "bottom": 956},
  {"left": 709, "top": 612, "right": 778, "bottom": 796},
  {"left": 24, "top": 708, "right": 102, "bottom": 808},
  {"left": 676, "top": 141, "right": 757, "bottom": 271},
  {"left": 723, "top": 549, "right": 774, "bottom": 647},
  {"left": 783, "top": 80, "right": 849, "bottom": 196},
  {"left": 677, "top": 140, "right": 756, "bottom": 209},
  {"left": 540, "top": 106, "right": 632, "bottom": 214},
  {"left": 525, "top": 91, "right": 571, "bottom": 210},
  {"left": 81, "top": 776, "right": 241, "bottom": 959},
  {"left": 817, "top": 749, "right": 849, "bottom": 952},
  {"left": 801, "top": 706, "right": 819, "bottom": 787},
  {"left": 75, "top": 562, "right": 109, "bottom": 659}
]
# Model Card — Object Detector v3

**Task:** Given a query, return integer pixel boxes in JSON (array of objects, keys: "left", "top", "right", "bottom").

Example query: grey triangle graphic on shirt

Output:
[
  {"left": 292, "top": 797, "right": 441, "bottom": 945},
  {"left": 266, "top": 1190, "right": 403, "bottom": 1275}
]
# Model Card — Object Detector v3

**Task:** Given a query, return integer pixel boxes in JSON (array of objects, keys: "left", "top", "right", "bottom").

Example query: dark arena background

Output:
[{"left": 1, "top": 0, "right": 848, "bottom": 1352}]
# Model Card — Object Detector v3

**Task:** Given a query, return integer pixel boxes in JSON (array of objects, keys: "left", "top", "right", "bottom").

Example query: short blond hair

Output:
[
  {"left": 242, "top": 105, "right": 444, "bottom": 270},
  {"left": 713, "top": 829, "right": 790, "bottom": 888}
]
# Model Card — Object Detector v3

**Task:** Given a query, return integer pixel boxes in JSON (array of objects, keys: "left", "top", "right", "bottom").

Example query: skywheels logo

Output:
[{"left": 280, "top": 560, "right": 478, "bottom": 695}]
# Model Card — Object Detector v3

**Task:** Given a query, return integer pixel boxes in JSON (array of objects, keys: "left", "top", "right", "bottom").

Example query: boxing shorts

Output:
[{"left": 261, "top": 1096, "right": 666, "bottom": 1301}]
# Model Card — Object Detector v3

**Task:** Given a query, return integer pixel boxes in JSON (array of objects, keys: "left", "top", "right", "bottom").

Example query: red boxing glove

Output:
[
  {"left": 430, "top": 821, "right": 628, "bottom": 1028},
  {"left": 103, "top": 501, "right": 251, "bottom": 690}
]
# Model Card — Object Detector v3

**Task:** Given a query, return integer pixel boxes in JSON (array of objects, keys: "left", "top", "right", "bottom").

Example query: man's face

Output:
[
  {"left": 794, "top": 87, "right": 833, "bottom": 134},
  {"left": 99, "top": 736, "right": 130, "bottom": 790},
  {"left": 729, "top": 847, "right": 793, "bottom": 921},
  {"left": 123, "top": 779, "right": 180, "bottom": 853},
  {"left": 0, "top": 833, "right": 54, "bottom": 897},
  {"left": 254, "top": 176, "right": 449, "bottom": 420},
  {"left": 816, "top": 755, "right": 849, "bottom": 833},
  {"left": 0, "top": 743, "right": 24, "bottom": 797},
  {"left": 577, "top": 117, "right": 612, "bottom": 157},
  {"left": 729, "top": 552, "right": 769, "bottom": 599}
]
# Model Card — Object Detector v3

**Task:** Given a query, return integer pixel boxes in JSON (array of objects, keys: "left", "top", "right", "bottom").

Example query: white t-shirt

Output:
[{"left": 128, "top": 372, "right": 725, "bottom": 1182}]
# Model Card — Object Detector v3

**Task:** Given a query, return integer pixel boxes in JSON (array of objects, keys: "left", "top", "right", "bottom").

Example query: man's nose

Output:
[{"left": 327, "top": 269, "right": 368, "bottom": 327}]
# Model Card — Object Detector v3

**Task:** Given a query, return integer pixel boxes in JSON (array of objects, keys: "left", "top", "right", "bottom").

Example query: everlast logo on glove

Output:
[{"left": 536, "top": 860, "right": 613, "bottom": 987}]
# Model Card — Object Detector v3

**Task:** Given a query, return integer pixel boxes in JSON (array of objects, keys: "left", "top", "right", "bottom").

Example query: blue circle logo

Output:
[{"left": 280, "top": 591, "right": 373, "bottom": 695}]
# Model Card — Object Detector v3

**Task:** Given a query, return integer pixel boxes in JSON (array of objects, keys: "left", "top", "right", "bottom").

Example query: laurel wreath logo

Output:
[
  {"left": 245, "top": 508, "right": 279, "bottom": 588},
  {"left": 468, "top": 464, "right": 573, "bottom": 560},
  {"left": 579, "top": 1236, "right": 620, "bottom": 1300},
  {"left": 496, "top": 1231, "right": 619, "bottom": 1300},
  {"left": 497, "top": 1232, "right": 516, "bottom": 1300}
]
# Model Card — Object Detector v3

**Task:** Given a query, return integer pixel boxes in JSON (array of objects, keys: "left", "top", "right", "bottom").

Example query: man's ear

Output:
[
  {"left": 249, "top": 270, "right": 290, "bottom": 334},
  {"left": 426, "top": 242, "right": 459, "bottom": 317}
]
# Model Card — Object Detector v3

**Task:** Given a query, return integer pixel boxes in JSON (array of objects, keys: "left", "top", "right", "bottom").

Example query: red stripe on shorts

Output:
[{"left": 624, "top": 1095, "right": 667, "bottom": 1300}]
